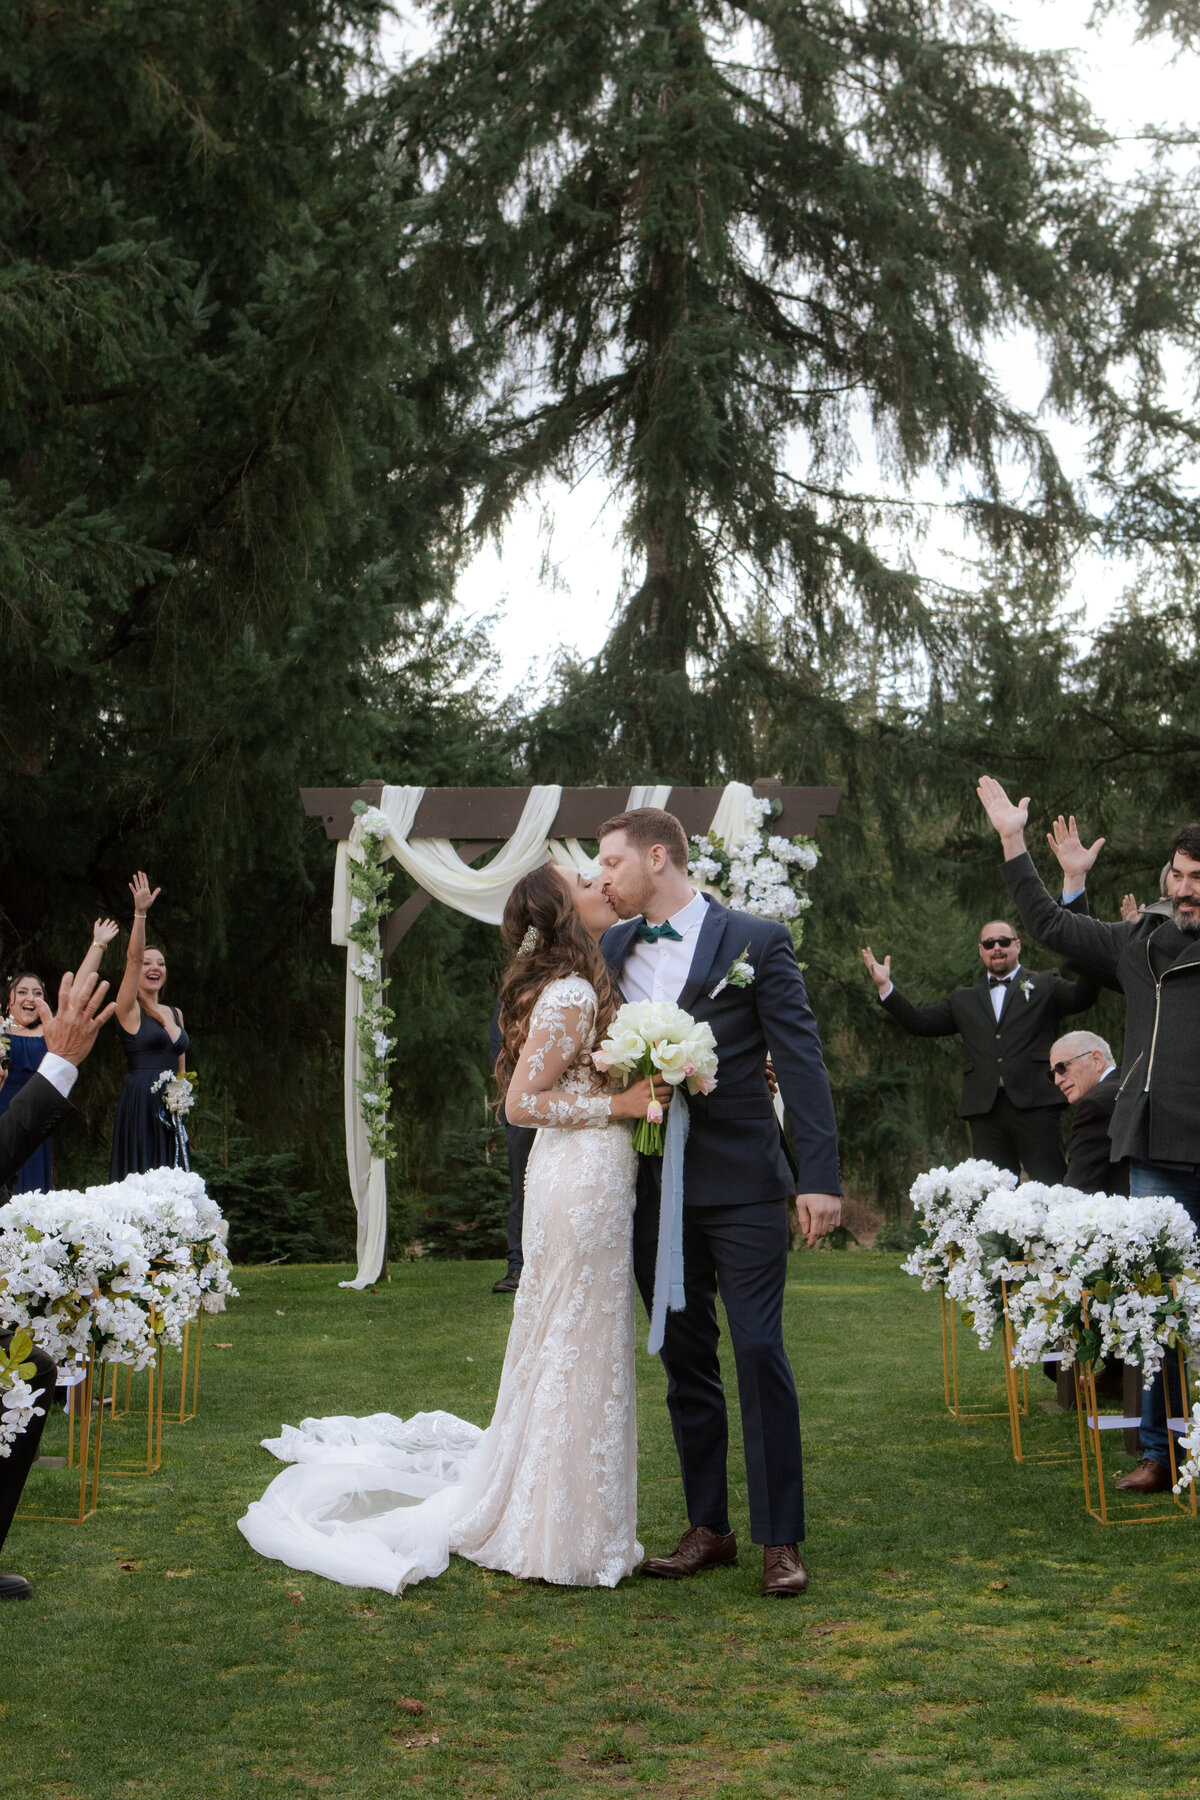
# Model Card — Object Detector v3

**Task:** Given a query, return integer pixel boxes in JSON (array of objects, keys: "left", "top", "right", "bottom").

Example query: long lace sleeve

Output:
[{"left": 505, "top": 980, "right": 613, "bottom": 1130}]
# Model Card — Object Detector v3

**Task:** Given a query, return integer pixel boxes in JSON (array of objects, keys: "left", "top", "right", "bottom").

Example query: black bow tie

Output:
[{"left": 988, "top": 975, "right": 1012, "bottom": 988}]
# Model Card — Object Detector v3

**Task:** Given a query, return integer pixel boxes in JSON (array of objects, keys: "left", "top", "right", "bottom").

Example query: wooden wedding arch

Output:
[{"left": 300, "top": 779, "right": 842, "bottom": 955}]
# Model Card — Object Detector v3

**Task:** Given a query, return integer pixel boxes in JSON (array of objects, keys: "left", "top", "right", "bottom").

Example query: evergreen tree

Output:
[
  {"left": 0, "top": 1, "right": 508, "bottom": 1213},
  {"left": 393, "top": 0, "right": 1189, "bottom": 772}
]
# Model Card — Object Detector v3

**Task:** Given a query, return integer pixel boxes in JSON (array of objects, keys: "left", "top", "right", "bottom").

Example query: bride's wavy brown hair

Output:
[{"left": 494, "top": 864, "right": 622, "bottom": 1099}]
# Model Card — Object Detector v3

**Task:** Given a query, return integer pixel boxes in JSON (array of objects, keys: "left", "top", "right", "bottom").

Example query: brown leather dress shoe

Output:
[
  {"left": 762, "top": 1544, "right": 808, "bottom": 1597},
  {"left": 640, "top": 1525, "right": 738, "bottom": 1579},
  {"left": 1114, "top": 1458, "right": 1173, "bottom": 1494}
]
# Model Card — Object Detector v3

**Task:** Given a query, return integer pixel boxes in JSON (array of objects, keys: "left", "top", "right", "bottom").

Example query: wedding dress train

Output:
[{"left": 238, "top": 977, "right": 642, "bottom": 1593}]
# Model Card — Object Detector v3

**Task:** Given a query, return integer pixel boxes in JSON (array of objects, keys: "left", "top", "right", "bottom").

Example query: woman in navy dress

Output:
[
  {"left": 0, "top": 922, "right": 120, "bottom": 1192},
  {"left": 110, "top": 872, "right": 191, "bottom": 1180}
]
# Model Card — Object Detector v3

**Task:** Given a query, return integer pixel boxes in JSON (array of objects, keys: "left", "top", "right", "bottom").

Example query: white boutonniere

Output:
[
  {"left": 1019, "top": 978, "right": 1034, "bottom": 1001},
  {"left": 710, "top": 944, "right": 755, "bottom": 999}
]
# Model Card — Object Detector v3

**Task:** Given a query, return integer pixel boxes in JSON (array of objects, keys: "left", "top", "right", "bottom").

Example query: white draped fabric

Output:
[{"left": 330, "top": 778, "right": 761, "bottom": 1287}]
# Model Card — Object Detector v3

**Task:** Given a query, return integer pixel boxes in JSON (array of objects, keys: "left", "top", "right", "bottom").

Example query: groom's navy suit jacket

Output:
[{"left": 602, "top": 895, "right": 841, "bottom": 1202}]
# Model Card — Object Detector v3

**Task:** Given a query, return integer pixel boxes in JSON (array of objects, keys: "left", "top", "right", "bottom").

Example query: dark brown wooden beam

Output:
[{"left": 302, "top": 781, "right": 840, "bottom": 844}]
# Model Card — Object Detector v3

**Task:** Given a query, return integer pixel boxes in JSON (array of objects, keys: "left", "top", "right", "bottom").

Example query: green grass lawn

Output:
[{"left": 8, "top": 1253, "right": 1200, "bottom": 1799}]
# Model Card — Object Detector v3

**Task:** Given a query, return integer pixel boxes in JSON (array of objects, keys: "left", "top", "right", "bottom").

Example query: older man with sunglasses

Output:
[{"left": 862, "top": 920, "right": 1100, "bottom": 1182}]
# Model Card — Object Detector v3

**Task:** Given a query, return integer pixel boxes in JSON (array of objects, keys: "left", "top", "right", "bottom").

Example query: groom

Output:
[{"left": 598, "top": 807, "right": 841, "bottom": 1597}]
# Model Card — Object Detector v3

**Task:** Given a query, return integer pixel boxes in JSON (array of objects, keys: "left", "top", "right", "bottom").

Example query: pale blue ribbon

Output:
[{"left": 647, "top": 1088, "right": 689, "bottom": 1356}]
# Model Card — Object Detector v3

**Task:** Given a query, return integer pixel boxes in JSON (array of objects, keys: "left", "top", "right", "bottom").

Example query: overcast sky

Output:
[{"left": 386, "top": 2, "right": 1198, "bottom": 695}]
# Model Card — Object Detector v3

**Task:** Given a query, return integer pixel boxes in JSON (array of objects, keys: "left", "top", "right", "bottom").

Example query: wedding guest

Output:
[
  {"left": 861, "top": 927, "right": 1100, "bottom": 1182},
  {"left": 487, "top": 1000, "right": 532, "bottom": 1295},
  {"left": 977, "top": 780, "right": 1200, "bottom": 1495},
  {"left": 0, "top": 921, "right": 119, "bottom": 1192},
  {"left": 1050, "top": 1030, "right": 1128, "bottom": 1195},
  {"left": 110, "top": 873, "right": 190, "bottom": 1180},
  {"left": 1045, "top": 816, "right": 1176, "bottom": 926},
  {"left": 0, "top": 968, "right": 116, "bottom": 1599}
]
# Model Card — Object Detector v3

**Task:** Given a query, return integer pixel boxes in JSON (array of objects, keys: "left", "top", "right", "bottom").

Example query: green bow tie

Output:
[{"left": 635, "top": 919, "right": 684, "bottom": 943}]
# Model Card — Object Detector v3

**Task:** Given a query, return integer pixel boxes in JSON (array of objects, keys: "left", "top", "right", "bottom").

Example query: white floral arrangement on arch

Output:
[
  {"left": 0, "top": 1168, "right": 236, "bottom": 1371},
  {"left": 688, "top": 796, "right": 819, "bottom": 951},
  {"left": 348, "top": 801, "right": 397, "bottom": 1163}
]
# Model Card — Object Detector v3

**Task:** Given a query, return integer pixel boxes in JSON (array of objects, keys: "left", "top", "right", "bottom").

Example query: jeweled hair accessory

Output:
[{"left": 516, "top": 925, "right": 539, "bottom": 958}]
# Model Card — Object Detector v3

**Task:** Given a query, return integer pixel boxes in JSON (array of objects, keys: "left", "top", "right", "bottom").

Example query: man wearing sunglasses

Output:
[
  {"left": 978, "top": 777, "right": 1200, "bottom": 1495},
  {"left": 862, "top": 922, "right": 1099, "bottom": 1182},
  {"left": 1049, "top": 1030, "right": 1128, "bottom": 1196}
]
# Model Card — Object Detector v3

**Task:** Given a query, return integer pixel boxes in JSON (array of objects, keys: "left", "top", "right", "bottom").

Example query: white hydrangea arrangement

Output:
[
  {"left": 0, "top": 1327, "right": 47, "bottom": 1459},
  {"left": 900, "top": 1160, "right": 1019, "bottom": 1347},
  {"left": 902, "top": 1160, "right": 1200, "bottom": 1386},
  {"left": 348, "top": 800, "right": 397, "bottom": 1162},
  {"left": 688, "top": 797, "right": 819, "bottom": 951},
  {"left": 1001, "top": 1191, "right": 1200, "bottom": 1386},
  {"left": 0, "top": 1168, "right": 236, "bottom": 1372}
]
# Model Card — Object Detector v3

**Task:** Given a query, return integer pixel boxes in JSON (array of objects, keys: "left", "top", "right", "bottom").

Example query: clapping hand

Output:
[
  {"left": 1045, "top": 814, "right": 1105, "bottom": 888},
  {"left": 129, "top": 871, "right": 160, "bottom": 917},
  {"left": 1120, "top": 893, "right": 1144, "bottom": 923},
  {"left": 861, "top": 944, "right": 892, "bottom": 994},
  {"left": 976, "top": 776, "right": 1029, "bottom": 848}
]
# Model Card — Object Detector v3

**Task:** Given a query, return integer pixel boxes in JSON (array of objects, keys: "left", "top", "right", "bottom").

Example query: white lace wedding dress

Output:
[{"left": 238, "top": 976, "right": 642, "bottom": 1593}]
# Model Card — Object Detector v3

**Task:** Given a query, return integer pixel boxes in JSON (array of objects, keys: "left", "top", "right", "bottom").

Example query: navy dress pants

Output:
[{"left": 633, "top": 1163, "right": 805, "bottom": 1546}]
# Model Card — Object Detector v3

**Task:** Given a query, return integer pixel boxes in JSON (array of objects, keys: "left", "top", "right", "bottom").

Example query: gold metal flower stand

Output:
[
  {"left": 170, "top": 1309, "right": 204, "bottom": 1425},
  {"left": 101, "top": 1346, "right": 165, "bottom": 1477},
  {"left": 1073, "top": 1290, "right": 1197, "bottom": 1526},
  {"left": 940, "top": 1280, "right": 1029, "bottom": 1426},
  {"left": 1000, "top": 1275, "right": 1072, "bottom": 1467},
  {"left": 20, "top": 1351, "right": 105, "bottom": 1524}
]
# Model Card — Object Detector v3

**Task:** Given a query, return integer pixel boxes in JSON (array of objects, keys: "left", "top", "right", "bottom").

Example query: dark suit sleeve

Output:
[
  {"left": 1002, "top": 852, "right": 1134, "bottom": 981},
  {"left": 879, "top": 988, "right": 958, "bottom": 1037},
  {"left": 0, "top": 1072, "right": 73, "bottom": 1188},
  {"left": 1050, "top": 969, "right": 1102, "bottom": 1018},
  {"left": 1065, "top": 1089, "right": 1116, "bottom": 1194},
  {"left": 1063, "top": 891, "right": 1090, "bottom": 916},
  {"left": 752, "top": 924, "right": 841, "bottom": 1195}
]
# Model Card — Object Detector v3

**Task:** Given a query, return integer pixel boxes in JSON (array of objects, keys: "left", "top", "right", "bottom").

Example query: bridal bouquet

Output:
[{"left": 593, "top": 1000, "right": 718, "bottom": 1155}]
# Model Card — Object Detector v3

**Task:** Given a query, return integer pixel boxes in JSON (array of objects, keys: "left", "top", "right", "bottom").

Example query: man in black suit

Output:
[
  {"left": 862, "top": 922, "right": 1100, "bottom": 1182},
  {"left": 0, "top": 969, "right": 115, "bottom": 1601},
  {"left": 1050, "top": 1029, "right": 1129, "bottom": 1195},
  {"left": 486, "top": 1001, "right": 532, "bottom": 1294}
]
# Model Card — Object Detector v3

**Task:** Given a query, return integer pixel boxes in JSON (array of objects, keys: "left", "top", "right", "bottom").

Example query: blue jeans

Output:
[{"left": 1129, "top": 1160, "right": 1200, "bottom": 1465}]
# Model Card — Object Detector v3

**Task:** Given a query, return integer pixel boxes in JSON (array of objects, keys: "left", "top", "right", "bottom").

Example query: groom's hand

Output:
[{"left": 796, "top": 1193, "right": 841, "bottom": 1249}]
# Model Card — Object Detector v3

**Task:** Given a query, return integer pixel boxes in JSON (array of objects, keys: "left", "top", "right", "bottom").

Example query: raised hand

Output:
[
  {"left": 37, "top": 970, "right": 117, "bottom": 1067},
  {"left": 976, "top": 776, "right": 1030, "bottom": 855},
  {"left": 1120, "top": 893, "right": 1144, "bottom": 922},
  {"left": 129, "top": 871, "right": 160, "bottom": 917},
  {"left": 92, "top": 918, "right": 120, "bottom": 947},
  {"left": 861, "top": 944, "right": 892, "bottom": 995},
  {"left": 1045, "top": 814, "right": 1105, "bottom": 888}
]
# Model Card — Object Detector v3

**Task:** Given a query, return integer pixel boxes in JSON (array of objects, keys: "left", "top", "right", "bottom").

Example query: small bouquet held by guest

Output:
[
  {"left": 593, "top": 1000, "right": 718, "bottom": 1155},
  {"left": 151, "top": 1068, "right": 198, "bottom": 1171}
]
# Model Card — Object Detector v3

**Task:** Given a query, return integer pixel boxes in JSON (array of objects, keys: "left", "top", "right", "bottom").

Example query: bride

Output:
[{"left": 237, "top": 862, "right": 659, "bottom": 1593}]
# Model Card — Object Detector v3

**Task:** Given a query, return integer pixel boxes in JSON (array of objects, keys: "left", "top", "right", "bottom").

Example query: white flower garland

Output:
[
  {"left": 0, "top": 1168, "right": 237, "bottom": 1372},
  {"left": 347, "top": 802, "right": 397, "bottom": 1162},
  {"left": 688, "top": 797, "right": 819, "bottom": 951}
]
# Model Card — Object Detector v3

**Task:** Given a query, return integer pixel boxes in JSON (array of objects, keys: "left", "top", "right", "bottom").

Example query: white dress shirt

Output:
[
  {"left": 619, "top": 890, "right": 710, "bottom": 1004},
  {"left": 37, "top": 1052, "right": 78, "bottom": 1099},
  {"left": 988, "top": 964, "right": 1022, "bottom": 1021}
]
